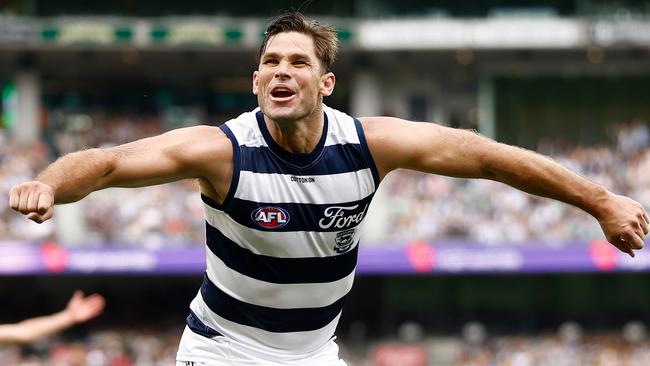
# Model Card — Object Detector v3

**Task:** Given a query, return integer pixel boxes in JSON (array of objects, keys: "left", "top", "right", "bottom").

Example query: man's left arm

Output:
[{"left": 359, "top": 116, "right": 648, "bottom": 257}]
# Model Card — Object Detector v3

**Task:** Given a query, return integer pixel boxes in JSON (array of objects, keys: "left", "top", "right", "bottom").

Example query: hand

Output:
[
  {"left": 64, "top": 290, "right": 106, "bottom": 324},
  {"left": 8, "top": 181, "right": 55, "bottom": 223},
  {"left": 597, "top": 193, "right": 649, "bottom": 257}
]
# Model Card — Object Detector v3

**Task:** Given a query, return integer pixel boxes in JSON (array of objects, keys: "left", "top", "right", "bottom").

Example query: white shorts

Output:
[{"left": 176, "top": 326, "right": 348, "bottom": 366}]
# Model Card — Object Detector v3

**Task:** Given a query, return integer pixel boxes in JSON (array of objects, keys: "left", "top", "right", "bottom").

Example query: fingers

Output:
[
  {"left": 8, "top": 186, "right": 19, "bottom": 211},
  {"left": 66, "top": 291, "right": 105, "bottom": 323},
  {"left": 613, "top": 239, "right": 635, "bottom": 258},
  {"left": 36, "top": 192, "right": 54, "bottom": 214},
  {"left": 613, "top": 223, "right": 646, "bottom": 257},
  {"left": 8, "top": 182, "right": 55, "bottom": 222},
  {"left": 26, "top": 191, "right": 40, "bottom": 213},
  {"left": 86, "top": 294, "right": 106, "bottom": 312},
  {"left": 628, "top": 223, "right": 646, "bottom": 249},
  {"left": 640, "top": 216, "right": 649, "bottom": 236},
  {"left": 78, "top": 294, "right": 106, "bottom": 321},
  {"left": 26, "top": 209, "right": 54, "bottom": 224},
  {"left": 73, "top": 290, "right": 84, "bottom": 301},
  {"left": 622, "top": 233, "right": 643, "bottom": 257}
]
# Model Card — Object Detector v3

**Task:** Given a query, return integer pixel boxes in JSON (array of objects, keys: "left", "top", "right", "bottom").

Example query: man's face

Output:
[{"left": 253, "top": 31, "right": 335, "bottom": 123}]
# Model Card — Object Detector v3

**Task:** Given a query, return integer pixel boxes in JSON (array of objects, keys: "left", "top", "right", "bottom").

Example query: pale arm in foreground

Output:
[
  {"left": 360, "top": 116, "right": 649, "bottom": 257},
  {"left": 0, "top": 290, "right": 105, "bottom": 344}
]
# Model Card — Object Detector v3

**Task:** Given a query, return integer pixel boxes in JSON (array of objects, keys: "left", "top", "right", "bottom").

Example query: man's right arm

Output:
[{"left": 9, "top": 125, "right": 232, "bottom": 223}]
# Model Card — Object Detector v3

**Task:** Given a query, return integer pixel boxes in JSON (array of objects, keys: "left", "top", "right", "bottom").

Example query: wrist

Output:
[
  {"left": 584, "top": 185, "right": 611, "bottom": 219},
  {"left": 61, "top": 309, "right": 77, "bottom": 325}
]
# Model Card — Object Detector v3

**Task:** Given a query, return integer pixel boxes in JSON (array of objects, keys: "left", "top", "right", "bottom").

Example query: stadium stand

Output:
[{"left": 2, "top": 0, "right": 650, "bottom": 365}]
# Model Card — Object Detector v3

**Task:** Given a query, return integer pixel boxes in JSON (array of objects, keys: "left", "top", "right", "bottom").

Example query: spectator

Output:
[{"left": 0, "top": 291, "right": 105, "bottom": 344}]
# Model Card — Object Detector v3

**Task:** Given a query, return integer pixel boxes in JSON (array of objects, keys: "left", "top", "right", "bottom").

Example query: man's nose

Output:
[{"left": 274, "top": 60, "right": 291, "bottom": 78}]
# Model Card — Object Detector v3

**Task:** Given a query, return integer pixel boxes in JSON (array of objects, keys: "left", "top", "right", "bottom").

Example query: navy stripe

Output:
[
  {"left": 239, "top": 143, "right": 370, "bottom": 176},
  {"left": 354, "top": 118, "right": 381, "bottom": 187},
  {"left": 200, "top": 274, "right": 346, "bottom": 333},
  {"left": 186, "top": 310, "right": 223, "bottom": 338},
  {"left": 203, "top": 194, "right": 374, "bottom": 232},
  {"left": 205, "top": 224, "right": 358, "bottom": 283},
  {"left": 213, "top": 124, "right": 241, "bottom": 210}
]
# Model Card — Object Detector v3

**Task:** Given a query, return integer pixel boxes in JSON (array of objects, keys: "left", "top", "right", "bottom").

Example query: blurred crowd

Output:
[
  {"left": 1, "top": 111, "right": 205, "bottom": 247},
  {"left": 381, "top": 121, "right": 650, "bottom": 245},
  {"left": 456, "top": 333, "right": 650, "bottom": 366},
  {"left": 0, "top": 327, "right": 180, "bottom": 366},
  {"left": 2, "top": 112, "right": 650, "bottom": 247},
  {"left": 1, "top": 326, "right": 649, "bottom": 366},
  {"left": 0, "top": 133, "right": 54, "bottom": 241}
]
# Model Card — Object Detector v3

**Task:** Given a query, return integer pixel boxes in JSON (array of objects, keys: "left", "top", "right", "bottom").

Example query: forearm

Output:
[
  {"left": 36, "top": 148, "right": 117, "bottom": 204},
  {"left": 481, "top": 141, "right": 609, "bottom": 218},
  {"left": 0, "top": 311, "right": 74, "bottom": 344}
]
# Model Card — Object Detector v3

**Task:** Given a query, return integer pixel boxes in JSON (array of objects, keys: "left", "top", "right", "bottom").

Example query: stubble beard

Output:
[{"left": 260, "top": 94, "right": 321, "bottom": 125}]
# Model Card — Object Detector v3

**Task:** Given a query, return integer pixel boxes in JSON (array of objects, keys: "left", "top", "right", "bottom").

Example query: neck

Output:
[{"left": 264, "top": 105, "right": 324, "bottom": 154}]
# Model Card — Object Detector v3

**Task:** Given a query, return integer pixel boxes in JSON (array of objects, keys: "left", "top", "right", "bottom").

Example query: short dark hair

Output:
[{"left": 260, "top": 11, "right": 340, "bottom": 73}]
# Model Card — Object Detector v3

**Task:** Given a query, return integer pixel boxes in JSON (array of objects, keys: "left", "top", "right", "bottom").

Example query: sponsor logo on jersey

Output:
[
  {"left": 290, "top": 176, "right": 316, "bottom": 183},
  {"left": 252, "top": 207, "right": 290, "bottom": 229},
  {"left": 334, "top": 228, "right": 356, "bottom": 253},
  {"left": 319, "top": 204, "right": 369, "bottom": 230}
]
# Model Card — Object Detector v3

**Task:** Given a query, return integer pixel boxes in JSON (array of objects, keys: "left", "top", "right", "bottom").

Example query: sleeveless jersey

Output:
[{"left": 185, "top": 105, "right": 380, "bottom": 356}]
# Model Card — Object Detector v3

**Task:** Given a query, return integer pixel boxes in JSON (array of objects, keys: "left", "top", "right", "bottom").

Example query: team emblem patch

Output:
[
  {"left": 252, "top": 207, "right": 290, "bottom": 229},
  {"left": 334, "top": 228, "right": 356, "bottom": 254}
]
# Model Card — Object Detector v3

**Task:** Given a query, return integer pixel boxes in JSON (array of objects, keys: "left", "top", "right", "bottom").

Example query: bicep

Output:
[
  {"left": 101, "top": 126, "right": 229, "bottom": 189},
  {"left": 361, "top": 117, "right": 495, "bottom": 179}
]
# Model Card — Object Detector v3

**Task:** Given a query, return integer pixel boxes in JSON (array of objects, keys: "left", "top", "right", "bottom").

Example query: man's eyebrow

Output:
[
  {"left": 262, "top": 51, "right": 311, "bottom": 60},
  {"left": 261, "top": 52, "right": 280, "bottom": 59}
]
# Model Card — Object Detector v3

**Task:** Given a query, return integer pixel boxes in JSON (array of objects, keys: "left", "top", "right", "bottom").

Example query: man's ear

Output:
[
  {"left": 252, "top": 70, "right": 259, "bottom": 95},
  {"left": 320, "top": 72, "right": 336, "bottom": 97}
]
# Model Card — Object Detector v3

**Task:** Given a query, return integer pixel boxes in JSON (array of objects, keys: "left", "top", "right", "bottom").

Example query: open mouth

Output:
[{"left": 270, "top": 87, "right": 296, "bottom": 101}]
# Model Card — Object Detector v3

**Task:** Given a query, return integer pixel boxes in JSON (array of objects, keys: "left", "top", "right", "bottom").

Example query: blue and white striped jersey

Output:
[{"left": 186, "top": 105, "right": 380, "bottom": 355}]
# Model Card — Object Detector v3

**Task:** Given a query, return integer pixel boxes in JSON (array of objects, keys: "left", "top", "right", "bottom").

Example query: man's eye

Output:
[{"left": 264, "top": 59, "right": 279, "bottom": 65}]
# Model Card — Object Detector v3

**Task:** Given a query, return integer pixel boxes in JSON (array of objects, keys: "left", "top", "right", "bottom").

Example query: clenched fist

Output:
[
  {"left": 597, "top": 192, "right": 649, "bottom": 257},
  {"left": 9, "top": 181, "right": 55, "bottom": 223}
]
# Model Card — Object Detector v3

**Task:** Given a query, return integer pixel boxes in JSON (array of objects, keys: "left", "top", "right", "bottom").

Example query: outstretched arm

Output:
[
  {"left": 360, "top": 116, "right": 648, "bottom": 257},
  {"left": 0, "top": 291, "right": 105, "bottom": 344},
  {"left": 9, "top": 125, "right": 232, "bottom": 223}
]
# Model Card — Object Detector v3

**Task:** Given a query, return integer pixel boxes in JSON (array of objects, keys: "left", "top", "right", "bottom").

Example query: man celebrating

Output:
[{"left": 10, "top": 12, "right": 647, "bottom": 365}]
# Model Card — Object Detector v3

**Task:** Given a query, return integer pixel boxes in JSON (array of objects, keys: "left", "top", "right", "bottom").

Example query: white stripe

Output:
[
  {"left": 205, "top": 254, "right": 355, "bottom": 309},
  {"left": 190, "top": 295, "right": 341, "bottom": 354},
  {"left": 226, "top": 111, "right": 267, "bottom": 148},
  {"left": 234, "top": 170, "right": 375, "bottom": 204},
  {"left": 323, "top": 106, "right": 361, "bottom": 146},
  {"left": 204, "top": 204, "right": 363, "bottom": 258}
]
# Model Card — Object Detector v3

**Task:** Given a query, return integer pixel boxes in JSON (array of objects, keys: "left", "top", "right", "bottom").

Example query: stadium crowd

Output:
[
  {"left": 1, "top": 326, "right": 649, "bottom": 366},
  {"left": 455, "top": 333, "right": 650, "bottom": 366},
  {"left": 0, "top": 327, "right": 180, "bottom": 366},
  {"left": 2, "top": 111, "right": 650, "bottom": 247}
]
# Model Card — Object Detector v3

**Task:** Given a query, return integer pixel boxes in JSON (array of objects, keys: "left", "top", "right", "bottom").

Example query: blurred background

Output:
[{"left": 1, "top": 0, "right": 650, "bottom": 365}]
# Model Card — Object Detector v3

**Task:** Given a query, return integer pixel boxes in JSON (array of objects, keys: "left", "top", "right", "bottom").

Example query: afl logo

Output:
[{"left": 252, "top": 207, "right": 290, "bottom": 229}]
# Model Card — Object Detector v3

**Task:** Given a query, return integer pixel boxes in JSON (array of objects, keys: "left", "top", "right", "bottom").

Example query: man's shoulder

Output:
[
  {"left": 223, "top": 108, "right": 260, "bottom": 127},
  {"left": 164, "top": 125, "right": 231, "bottom": 156},
  {"left": 323, "top": 104, "right": 355, "bottom": 121}
]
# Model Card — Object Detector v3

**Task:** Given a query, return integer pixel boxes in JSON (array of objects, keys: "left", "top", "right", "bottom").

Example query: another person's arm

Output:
[
  {"left": 9, "top": 125, "right": 232, "bottom": 223},
  {"left": 360, "top": 116, "right": 648, "bottom": 257},
  {"left": 0, "top": 290, "right": 105, "bottom": 344}
]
